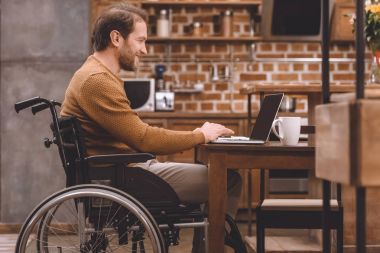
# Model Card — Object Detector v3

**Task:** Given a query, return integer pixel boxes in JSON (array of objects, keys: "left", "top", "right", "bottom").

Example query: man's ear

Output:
[{"left": 109, "top": 30, "right": 121, "bottom": 47}]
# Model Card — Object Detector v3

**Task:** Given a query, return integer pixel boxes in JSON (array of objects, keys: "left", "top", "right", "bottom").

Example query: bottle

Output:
[
  {"left": 192, "top": 22, "right": 203, "bottom": 36},
  {"left": 224, "top": 65, "right": 230, "bottom": 80},
  {"left": 157, "top": 9, "right": 169, "bottom": 37},
  {"left": 221, "top": 9, "right": 233, "bottom": 37},
  {"left": 211, "top": 64, "right": 219, "bottom": 81}
]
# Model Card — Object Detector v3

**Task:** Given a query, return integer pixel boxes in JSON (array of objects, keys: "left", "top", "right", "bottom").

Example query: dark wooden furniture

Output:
[
  {"left": 256, "top": 195, "right": 343, "bottom": 253},
  {"left": 316, "top": 99, "right": 380, "bottom": 253},
  {"left": 255, "top": 128, "right": 343, "bottom": 253},
  {"left": 195, "top": 142, "right": 315, "bottom": 253},
  {"left": 243, "top": 84, "right": 380, "bottom": 252}
]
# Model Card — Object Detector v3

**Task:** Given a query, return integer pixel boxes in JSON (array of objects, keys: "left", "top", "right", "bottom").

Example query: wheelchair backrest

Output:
[
  {"left": 51, "top": 116, "right": 87, "bottom": 187},
  {"left": 55, "top": 117, "right": 183, "bottom": 207},
  {"left": 15, "top": 97, "right": 183, "bottom": 208}
]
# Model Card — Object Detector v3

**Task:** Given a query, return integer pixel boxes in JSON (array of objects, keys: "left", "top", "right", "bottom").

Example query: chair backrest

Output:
[
  {"left": 51, "top": 116, "right": 87, "bottom": 187},
  {"left": 52, "top": 116, "right": 182, "bottom": 207},
  {"left": 15, "top": 97, "right": 183, "bottom": 209}
]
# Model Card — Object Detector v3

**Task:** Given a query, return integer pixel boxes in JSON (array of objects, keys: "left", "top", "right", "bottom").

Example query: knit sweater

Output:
[{"left": 61, "top": 56, "right": 205, "bottom": 156}]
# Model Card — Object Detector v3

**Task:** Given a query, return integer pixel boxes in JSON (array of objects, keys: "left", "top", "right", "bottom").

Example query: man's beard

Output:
[{"left": 119, "top": 47, "right": 137, "bottom": 71}]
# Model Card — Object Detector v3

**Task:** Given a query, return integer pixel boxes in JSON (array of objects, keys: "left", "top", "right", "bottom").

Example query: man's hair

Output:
[{"left": 91, "top": 3, "right": 148, "bottom": 51}]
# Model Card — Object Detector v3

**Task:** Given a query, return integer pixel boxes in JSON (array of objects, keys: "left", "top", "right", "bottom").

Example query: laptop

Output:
[{"left": 211, "top": 93, "right": 284, "bottom": 144}]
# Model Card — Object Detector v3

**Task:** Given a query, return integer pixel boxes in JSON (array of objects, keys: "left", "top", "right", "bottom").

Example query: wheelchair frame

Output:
[{"left": 14, "top": 96, "right": 247, "bottom": 253}]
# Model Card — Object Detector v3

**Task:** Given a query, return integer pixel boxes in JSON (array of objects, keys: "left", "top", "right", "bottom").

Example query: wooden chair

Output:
[{"left": 255, "top": 125, "right": 344, "bottom": 253}]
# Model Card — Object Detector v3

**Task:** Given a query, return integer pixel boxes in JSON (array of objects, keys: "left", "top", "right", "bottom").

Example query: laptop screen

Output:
[{"left": 250, "top": 93, "right": 284, "bottom": 141}]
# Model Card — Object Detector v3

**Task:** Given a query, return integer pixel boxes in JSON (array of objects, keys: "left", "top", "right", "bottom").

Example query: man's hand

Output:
[{"left": 194, "top": 122, "right": 235, "bottom": 143}]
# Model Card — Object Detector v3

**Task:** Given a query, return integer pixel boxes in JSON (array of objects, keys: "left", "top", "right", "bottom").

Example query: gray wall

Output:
[{"left": 1, "top": 0, "right": 90, "bottom": 222}]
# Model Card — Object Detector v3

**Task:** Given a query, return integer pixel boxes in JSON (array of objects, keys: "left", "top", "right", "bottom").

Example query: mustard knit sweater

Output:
[{"left": 61, "top": 56, "right": 205, "bottom": 156}]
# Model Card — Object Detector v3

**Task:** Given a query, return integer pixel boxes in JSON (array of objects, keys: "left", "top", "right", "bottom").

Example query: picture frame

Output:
[{"left": 331, "top": 3, "right": 355, "bottom": 42}]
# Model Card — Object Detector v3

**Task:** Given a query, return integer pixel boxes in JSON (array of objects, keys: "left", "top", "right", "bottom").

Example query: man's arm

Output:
[{"left": 77, "top": 74, "right": 206, "bottom": 154}]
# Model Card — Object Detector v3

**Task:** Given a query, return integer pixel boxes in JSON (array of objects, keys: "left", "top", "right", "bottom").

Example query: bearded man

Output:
[{"left": 61, "top": 3, "right": 242, "bottom": 252}]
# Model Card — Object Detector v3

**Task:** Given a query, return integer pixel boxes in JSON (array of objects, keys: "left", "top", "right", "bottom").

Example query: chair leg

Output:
[
  {"left": 256, "top": 211, "right": 264, "bottom": 253},
  {"left": 336, "top": 208, "right": 344, "bottom": 253},
  {"left": 139, "top": 240, "right": 145, "bottom": 253},
  {"left": 192, "top": 227, "right": 206, "bottom": 253},
  {"left": 204, "top": 218, "right": 209, "bottom": 253}
]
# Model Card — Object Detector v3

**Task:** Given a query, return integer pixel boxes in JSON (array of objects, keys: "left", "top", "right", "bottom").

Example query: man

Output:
[{"left": 61, "top": 3, "right": 242, "bottom": 252}]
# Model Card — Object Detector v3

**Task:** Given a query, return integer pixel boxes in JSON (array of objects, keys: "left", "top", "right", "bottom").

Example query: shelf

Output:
[
  {"left": 148, "top": 36, "right": 262, "bottom": 42},
  {"left": 141, "top": 0, "right": 261, "bottom": 6},
  {"left": 173, "top": 88, "right": 203, "bottom": 93}
]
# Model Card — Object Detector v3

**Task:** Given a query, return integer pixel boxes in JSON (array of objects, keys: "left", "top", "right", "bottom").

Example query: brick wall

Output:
[{"left": 118, "top": 3, "right": 367, "bottom": 114}]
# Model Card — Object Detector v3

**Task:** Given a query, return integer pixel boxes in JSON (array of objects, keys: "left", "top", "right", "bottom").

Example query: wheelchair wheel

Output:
[{"left": 16, "top": 184, "right": 166, "bottom": 253}]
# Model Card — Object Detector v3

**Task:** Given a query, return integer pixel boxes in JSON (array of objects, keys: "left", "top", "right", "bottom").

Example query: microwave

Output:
[{"left": 123, "top": 78, "right": 155, "bottom": 111}]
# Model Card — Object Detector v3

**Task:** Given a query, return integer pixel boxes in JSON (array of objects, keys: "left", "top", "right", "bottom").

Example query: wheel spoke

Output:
[{"left": 16, "top": 186, "right": 164, "bottom": 253}]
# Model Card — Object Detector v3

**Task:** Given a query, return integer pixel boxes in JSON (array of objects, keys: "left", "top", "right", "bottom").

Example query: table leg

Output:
[
  {"left": 208, "top": 153, "right": 227, "bottom": 253},
  {"left": 247, "top": 169, "right": 252, "bottom": 236}
]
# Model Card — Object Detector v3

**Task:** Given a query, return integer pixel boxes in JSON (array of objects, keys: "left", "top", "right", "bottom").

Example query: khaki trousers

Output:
[
  {"left": 134, "top": 159, "right": 243, "bottom": 253},
  {"left": 134, "top": 159, "right": 242, "bottom": 217}
]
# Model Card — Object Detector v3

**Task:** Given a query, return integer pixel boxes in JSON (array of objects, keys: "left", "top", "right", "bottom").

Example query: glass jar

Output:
[{"left": 157, "top": 9, "right": 169, "bottom": 37}]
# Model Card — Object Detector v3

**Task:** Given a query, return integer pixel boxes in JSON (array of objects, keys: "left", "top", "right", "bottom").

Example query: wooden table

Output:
[
  {"left": 240, "top": 84, "right": 380, "bottom": 252},
  {"left": 195, "top": 142, "right": 315, "bottom": 253}
]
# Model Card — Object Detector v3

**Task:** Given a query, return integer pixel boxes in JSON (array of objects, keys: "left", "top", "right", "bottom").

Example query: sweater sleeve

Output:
[{"left": 77, "top": 73, "right": 205, "bottom": 155}]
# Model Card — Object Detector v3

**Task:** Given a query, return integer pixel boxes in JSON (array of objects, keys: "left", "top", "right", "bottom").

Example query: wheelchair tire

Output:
[{"left": 15, "top": 184, "right": 167, "bottom": 253}]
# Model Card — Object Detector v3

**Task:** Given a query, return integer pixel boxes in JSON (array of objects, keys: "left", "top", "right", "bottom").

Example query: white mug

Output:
[{"left": 271, "top": 117, "right": 301, "bottom": 146}]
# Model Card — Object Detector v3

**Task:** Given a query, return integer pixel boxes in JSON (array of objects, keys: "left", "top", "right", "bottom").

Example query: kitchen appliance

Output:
[
  {"left": 155, "top": 91, "right": 175, "bottom": 111},
  {"left": 279, "top": 95, "right": 296, "bottom": 112},
  {"left": 155, "top": 64, "right": 167, "bottom": 91},
  {"left": 261, "top": 0, "right": 335, "bottom": 42},
  {"left": 123, "top": 78, "right": 155, "bottom": 111}
]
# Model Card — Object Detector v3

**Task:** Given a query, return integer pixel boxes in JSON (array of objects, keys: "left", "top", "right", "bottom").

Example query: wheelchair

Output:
[{"left": 14, "top": 97, "right": 247, "bottom": 253}]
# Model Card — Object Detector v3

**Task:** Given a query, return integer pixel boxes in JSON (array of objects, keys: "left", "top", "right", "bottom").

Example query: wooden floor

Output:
[
  {"left": 0, "top": 224, "right": 324, "bottom": 253},
  {"left": 0, "top": 234, "right": 17, "bottom": 253},
  {"left": 245, "top": 235, "right": 321, "bottom": 253}
]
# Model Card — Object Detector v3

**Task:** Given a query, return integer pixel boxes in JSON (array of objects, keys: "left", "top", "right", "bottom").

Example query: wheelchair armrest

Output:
[{"left": 84, "top": 153, "right": 155, "bottom": 165}]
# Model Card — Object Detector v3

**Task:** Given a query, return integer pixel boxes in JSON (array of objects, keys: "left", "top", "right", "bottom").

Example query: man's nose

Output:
[{"left": 141, "top": 44, "right": 147, "bottom": 55}]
